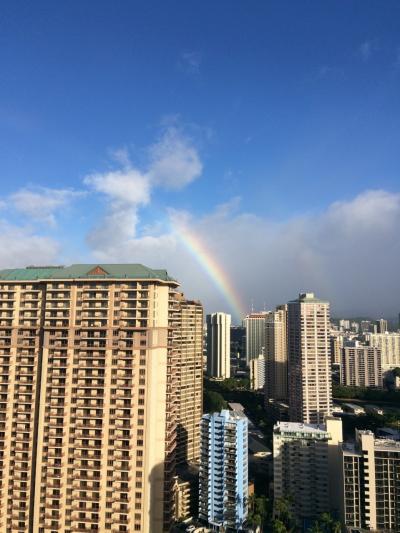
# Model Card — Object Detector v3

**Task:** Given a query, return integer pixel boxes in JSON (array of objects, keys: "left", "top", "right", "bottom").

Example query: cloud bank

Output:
[
  {"left": 85, "top": 186, "right": 400, "bottom": 321},
  {"left": 1, "top": 125, "right": 399, "bottom": 321}
]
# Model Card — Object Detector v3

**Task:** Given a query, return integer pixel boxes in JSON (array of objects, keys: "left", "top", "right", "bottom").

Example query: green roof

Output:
[{"left": 0, "top": 264, "right": 177, "bottom": 283}]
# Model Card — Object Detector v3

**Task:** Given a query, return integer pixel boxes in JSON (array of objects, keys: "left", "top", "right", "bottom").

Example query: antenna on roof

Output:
[{"left": 251, "top": 298, "right": 254, "bottom": 313}]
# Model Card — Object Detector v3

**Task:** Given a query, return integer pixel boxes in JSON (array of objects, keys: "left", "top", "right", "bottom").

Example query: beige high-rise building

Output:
[
  {"left": 0, "top": 264, "right": 200, "bottom": 533},
  {"left": 264, "top": 305, "right": 288, "bottom": 401},
  {"left": 174, "top": 295, "right": 203, "bottom": 465},
  {"left": 340, "top": 429, "right": 400, "bottom": 531},
  {"left": 273, "top": 417, "right": 343, "bottom": 523},
  {"left": 340, "top": 342, "right": 382, "bottom": 388},
  {"left": 329, "top": 330, "right": 343, "bottom": 365},
  {"left": 287, "top": 293, "right": 332, "bottom": 424}
]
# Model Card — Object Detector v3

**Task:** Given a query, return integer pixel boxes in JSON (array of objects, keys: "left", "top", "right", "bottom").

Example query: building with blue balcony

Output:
[{"left": 199, "top": 409, "right": 248, "bottom": 530}]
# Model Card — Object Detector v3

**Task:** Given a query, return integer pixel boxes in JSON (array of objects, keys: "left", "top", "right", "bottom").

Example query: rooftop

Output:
[
  {"left": 228, "top": 403, "right": 246, "bottom": 414},
  {"left": 274, "top": 421, "right": 328, "bottom": 435},
  {"left": 0, "top": 264, "right": 177, "bottom": 283},
  {"left": 288, "top": 292, "right": 328, "bottom": 304}
]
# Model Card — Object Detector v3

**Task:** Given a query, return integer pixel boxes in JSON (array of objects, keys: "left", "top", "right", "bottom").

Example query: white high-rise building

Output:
[
  {"left": 199, "top": 410, "right": 248, "bottom": 530},
  {"left": 287, "top": 292, "right": 332, "bottom": 424},
  {"left": 243, "top": 312, "right": 270, "bottom": 365},
  {"left": 206, "top": 312, "right": 231, "bottom": 379},
  {"left": 273, "top": 417, "right": 343, "bottom": 524},
  {"left": 250, "top": 353, "right": 265, "bottom": 390},
  {"left": 367, "top": 332, "right": 400, "bottom": 374}
]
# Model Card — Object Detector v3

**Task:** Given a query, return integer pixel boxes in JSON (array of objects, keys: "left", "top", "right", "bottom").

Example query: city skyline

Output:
[{"left": 1, "top": 2, "right": 400, "bottom": 321}]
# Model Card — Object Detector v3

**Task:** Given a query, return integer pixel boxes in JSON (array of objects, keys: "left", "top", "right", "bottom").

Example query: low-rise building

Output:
[{"left": 343, "top": 403, "right": 365, "bottom": 415}]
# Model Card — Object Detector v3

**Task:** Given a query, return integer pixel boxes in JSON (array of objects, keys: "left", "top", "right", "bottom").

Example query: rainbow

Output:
[{"left": 174, "top": 222, "right": 246, "bottom": 320}]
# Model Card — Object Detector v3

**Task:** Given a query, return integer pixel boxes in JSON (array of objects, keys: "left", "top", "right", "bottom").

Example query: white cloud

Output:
[
  {"left": 86, "top": 189, "right": 400, "bottom": 321},
  {"left": 147, "top": 127, "right": 202, "bottom": 189},
  {"left": 84, "top": 169, "right": 150, "bottom": 207},
  {"left": 84, "top": 126, "right": 202, "bottom": 251},
  {"left": 0, "top": 221, "right": 59, "bottom": 268},
  {"left": 10, "top": 187, "right": 82, "bottom": 225}
]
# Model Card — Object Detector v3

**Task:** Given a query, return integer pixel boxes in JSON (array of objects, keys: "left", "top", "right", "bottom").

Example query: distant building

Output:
[
  {"left": 288, "top": 293, "right": 332, "bottom": 424},
  {"left": 330, "top": 331, "right": 343, "bottom": 365},
  {"left": 375, "top": 318, "right": 388, "bottom": 333},
  {"left": 230, "top": 325, "right": 246, "bottom": 361},
  {"left": 250, "top": 353, "right": 266, "bottom": 390},
  {"left": 340, "top": 430, "right": 400, "bottom": 531},
  {"left": 265, "top": 305, "right": 288, "bottom": 401},
  {"left": 243, "top": 311, "right": 270, "bottom": 364},
  {"left": 361, "top": 320, "right": 373, "bottom": 333},
  {"left": 206, "top": 312, "right": 231, "bottom": 379},
  {"left": 273, "top": 417, "right": 343, "bottom": 524},
  {"left": 340, "top": 342, "right": 382, "bottom": 388},
  {"left": 342, "top": 403, "right": 365, "bottom": 415},
  {"left": 339, "top": 319, "right": 350, "bottom": 331},
  {"left": 199, "top": 410, "right": 248, "bottom": 530},
  {"left": 367, "top": 332, "right": 400, "bottom": 375}
]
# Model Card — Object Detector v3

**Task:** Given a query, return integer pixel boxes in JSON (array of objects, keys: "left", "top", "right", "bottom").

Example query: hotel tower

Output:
[
  {"left": 0, "top": 264, "right": 203, "bottom": 533},
  {"left": 287, "top": 292, "right": 332, "bottom": 424}
]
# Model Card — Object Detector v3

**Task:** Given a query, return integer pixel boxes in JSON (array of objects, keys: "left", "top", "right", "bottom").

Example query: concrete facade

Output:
[
  {"left": 206, "top": 313, "right": 231, "bottom": 379},
  {"left": 288, "top": 293, "right": 332, "bottom": 424},
  {"left": 0, "top": 264, "right": 198, "bottom": 533}
]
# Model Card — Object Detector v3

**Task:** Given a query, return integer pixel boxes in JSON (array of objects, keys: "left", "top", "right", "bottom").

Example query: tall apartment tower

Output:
[
  {"left": 264, "top": 305, "right": 288, "bottom": 401},
  {"left": 206, "top": 313, "right": 231, "bottom": 379},
  {"left": 174, "top": 295, "right": 204, "bottom": 465},
  {"left": 340, "top": 429, "right": 400, "bottom": 531},
  {"left": 340, "top": 343, "right": 382, "bottom": 388},
  {"left": 287, "top": 293, "right": 332, "bottom": 424},
  {"left": 243, "top": 311, "right": 271, "bottom": 365},
  {"left": 0, "top": 264, "right": 195, "bottom": 533},
  {"left": 199, "top": 410, "right": 248, "bottom": 530},
  {"left": 273, "top": 417, "right": 343, "bottom": 525}
]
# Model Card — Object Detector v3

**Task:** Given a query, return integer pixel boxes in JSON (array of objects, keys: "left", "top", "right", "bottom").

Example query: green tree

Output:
[
  {"left": 203, "top": 390, "right": 226, "bottom": 413},
  {"left": 247, "top": 494, "right": 270, "bottom": 530},
  {"left": 392, "top": 367, "right": 400, "bottom": 378},
  {"left": 271, "top": 519, "right": 288, "bottom": 533},
  {"left": 309, "top": 512, "right": 342, "bottom": 533},
  {"left": 273, "top": 498, "right": 296, "bottom": 532}
]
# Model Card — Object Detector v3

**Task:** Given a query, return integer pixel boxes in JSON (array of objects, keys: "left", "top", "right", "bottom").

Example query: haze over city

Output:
[{"left": 1, "top": 1, "right": 400, "bottom": 320}]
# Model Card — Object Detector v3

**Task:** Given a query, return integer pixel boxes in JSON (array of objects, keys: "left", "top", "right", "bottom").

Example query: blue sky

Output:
[{"left": 1, "top": 1, "right": 400, "bottom": 320}]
